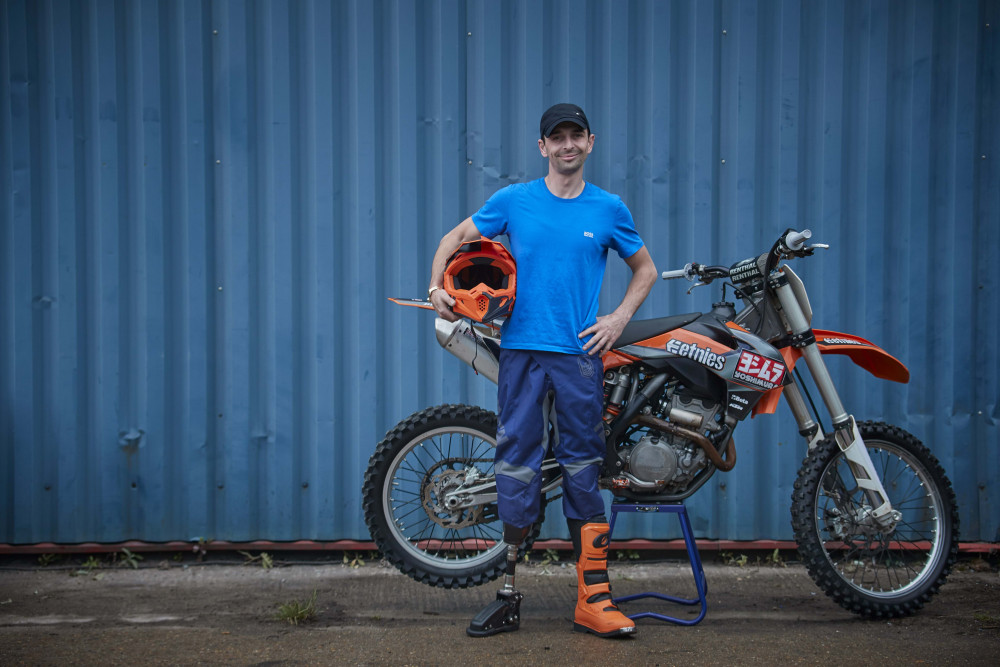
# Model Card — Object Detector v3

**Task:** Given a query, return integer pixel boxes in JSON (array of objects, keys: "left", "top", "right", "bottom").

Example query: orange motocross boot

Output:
[{"left": 573, "top": 521, "right": 636, "bottom": 637}]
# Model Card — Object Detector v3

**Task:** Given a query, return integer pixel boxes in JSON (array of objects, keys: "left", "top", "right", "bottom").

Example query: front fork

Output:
[{"left": 773, "top": 276, "right": 900, "bottom": 531}]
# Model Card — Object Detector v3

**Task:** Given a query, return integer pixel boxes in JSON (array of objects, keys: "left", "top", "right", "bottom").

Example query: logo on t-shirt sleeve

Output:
[{"left": 583, "top": 231, "right": 594, "bottom": 238}]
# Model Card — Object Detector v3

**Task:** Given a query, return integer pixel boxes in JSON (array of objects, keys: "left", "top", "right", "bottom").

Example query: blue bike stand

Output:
[{"left": 608, "top": 501, "right": 708, "bottom": 625}]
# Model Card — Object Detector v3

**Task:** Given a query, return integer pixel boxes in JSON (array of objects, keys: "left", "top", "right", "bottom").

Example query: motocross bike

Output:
[{"left": 363, "top": 229, "right": 958, "bottom": 618}]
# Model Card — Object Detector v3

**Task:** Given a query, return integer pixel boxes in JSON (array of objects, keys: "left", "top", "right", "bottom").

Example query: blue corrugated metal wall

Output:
[{"left": 1, "top": 0, "right": 997, "bottom": 546}]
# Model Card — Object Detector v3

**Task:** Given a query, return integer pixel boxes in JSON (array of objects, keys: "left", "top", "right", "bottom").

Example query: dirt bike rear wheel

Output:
[
  {"left": 363, "top": 404, "right": 542, "bottom": 588},
  {"left": 791, "top": 421, "right": 959, "bottom": 618}
]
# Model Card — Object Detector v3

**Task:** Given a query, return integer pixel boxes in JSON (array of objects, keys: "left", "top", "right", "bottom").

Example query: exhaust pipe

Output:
[{"left": 435, "top": 318, "right": 500, "bottom": 384}]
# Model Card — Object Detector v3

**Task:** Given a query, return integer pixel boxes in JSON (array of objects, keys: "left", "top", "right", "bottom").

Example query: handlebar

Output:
[
  {"left": 661, "top": 267, "right": 690, "bottom": 280},
  {"left": 782, "top": 229, "right": 812, "bottom": 252},
  {"left": 660, "top": 229, "right": 826, "bottom": 288}
]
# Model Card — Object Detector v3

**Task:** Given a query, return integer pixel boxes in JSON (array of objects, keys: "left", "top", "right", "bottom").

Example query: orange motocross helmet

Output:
[{"left": 443, "top": 237, "right": 516, "bottom": 323}]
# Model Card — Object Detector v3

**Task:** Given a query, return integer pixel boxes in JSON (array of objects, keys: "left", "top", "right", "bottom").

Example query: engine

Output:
[
  {"left": 624, "top": 432, "right": 706, "bottom": 492},
  {"left": 618, "top": 391, "right": 727, "bottom": 494}
]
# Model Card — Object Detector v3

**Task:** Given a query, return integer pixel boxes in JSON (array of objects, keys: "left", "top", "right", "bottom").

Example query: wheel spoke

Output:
[
  {"left": 812, "top": 439, "right": 949, "bottom": 599},
  {"left": 383, "top": 421, "right": 510, "bottom": 562}
]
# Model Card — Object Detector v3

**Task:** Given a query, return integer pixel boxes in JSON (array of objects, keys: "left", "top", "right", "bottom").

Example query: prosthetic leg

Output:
[
  {"left": 569, "top": 518, "right": 636, "bottom": 638},
  {"left": 466, "top": 524, "right": 528, "bottom": 637}
]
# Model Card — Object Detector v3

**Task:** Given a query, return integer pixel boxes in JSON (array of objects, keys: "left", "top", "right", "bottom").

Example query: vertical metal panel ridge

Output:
[
  {"left": 70, "top": 0, "right": 95, "bottom": 542},
  {"left": 929, "top": 0, "right": 966, "bottom": 500},
  {"left": 341, "top": 0, "right": 378, "bottom": 536},
  {"left": 295, "top": 0, "right": 318, "bottom": 537},
  {"left": 203, "top": 0, "right": 222, "bottom": 540},
  {"left": 270, "top": 0, "right": 298, "bottom": 539},
  {"left": 32, "top": 0, "right": 57, "bottom": 544},
  {"left": 217, "top": 0, "right": 251, "bottom": 541},
  {"left": 0, "top": 0, "right": 16, "bottom": 540},
  {"left": 974, "top": 0, "right": 999, "bottom": 540},
  {"left": 159, "top": 0, "right": 183, "bottom": 542},
  {"left": 243, "top": 0, "right": 259, "bottom": 538},
  {"left": 313, "top": 0, "right": 341, "bottom": 536},
  {"left": 1, "top": 0, "right": 19, "bottom": 540}
]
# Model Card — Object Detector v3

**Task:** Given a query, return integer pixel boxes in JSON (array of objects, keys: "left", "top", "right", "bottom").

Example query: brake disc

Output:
[{"left": 421, "top": 465, "right": 486, "bottom": 529}]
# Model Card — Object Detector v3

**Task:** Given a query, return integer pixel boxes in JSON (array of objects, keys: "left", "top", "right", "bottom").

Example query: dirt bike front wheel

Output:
[
  {"left": 791, "top": 421, "right": 959, "bottom": 618},
  {"left": 362, "top": 404, "right": 542, "bottom": 588}
]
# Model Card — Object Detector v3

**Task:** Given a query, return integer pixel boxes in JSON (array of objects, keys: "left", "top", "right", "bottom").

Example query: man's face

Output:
[{"left": 539, "top": 122, "right": 594, "bottom": 175}]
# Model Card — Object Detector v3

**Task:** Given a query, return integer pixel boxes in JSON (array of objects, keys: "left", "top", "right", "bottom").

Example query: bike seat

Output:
[{"left": 613, "top": 312, "right": 702, "bottom": 349}]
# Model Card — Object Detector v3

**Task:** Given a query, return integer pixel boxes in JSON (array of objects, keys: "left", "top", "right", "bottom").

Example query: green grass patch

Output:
[{"left": 275, "top": 590, "right": 318, "bottom": 626}]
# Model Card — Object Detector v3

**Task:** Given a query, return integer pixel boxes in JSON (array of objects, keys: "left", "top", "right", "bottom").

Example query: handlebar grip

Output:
[
  {"left": 784, "top": 229, "right": 812, "bottom": 251},
  {"left": 661, "top": 269, "right": 689, "bottom": 280}
]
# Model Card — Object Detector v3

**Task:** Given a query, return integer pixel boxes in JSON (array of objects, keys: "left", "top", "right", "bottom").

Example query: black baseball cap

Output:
[{"left": 539, "top": 103, "right": 590, "bottom": 138}]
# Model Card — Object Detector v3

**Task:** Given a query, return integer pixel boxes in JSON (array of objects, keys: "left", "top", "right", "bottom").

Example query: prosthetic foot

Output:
[
  {"left": 466, "top": 588, "right": 523, "bottom": 637},
  {"left": 571, "top": 520, "right": 636, "bottom": 638},
  {"left": 467, "top": 524, "right": 529, "bottom": 637}
]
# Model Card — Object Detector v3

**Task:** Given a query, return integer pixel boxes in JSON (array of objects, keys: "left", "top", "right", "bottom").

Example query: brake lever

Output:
[
  {"left": 783, "top": 242, "right": 830, "bottom": 259},
  {"left": 687, "top": 281, "right": 709, "bottom": 295}
]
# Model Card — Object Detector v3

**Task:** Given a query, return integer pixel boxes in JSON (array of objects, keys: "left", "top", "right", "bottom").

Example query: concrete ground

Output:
[{"left": 0, "top": 553, "right": 997, "bottom": 666}]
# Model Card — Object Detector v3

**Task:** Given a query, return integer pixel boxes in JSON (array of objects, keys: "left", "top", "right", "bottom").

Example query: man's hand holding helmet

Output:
[
  {"left": 428, "top": 284, "right": 459, "bottom": 322},
  {"left": 441, "top": 237, "right": 516, "bottom": 324},
  {"left": 428, "top": 217, "right": 516, "bottom": 325}
]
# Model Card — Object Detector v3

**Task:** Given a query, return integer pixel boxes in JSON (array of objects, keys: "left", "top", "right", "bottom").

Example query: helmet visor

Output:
[{"left": 452, "top": 258, "right": 510, "bottom": 292}]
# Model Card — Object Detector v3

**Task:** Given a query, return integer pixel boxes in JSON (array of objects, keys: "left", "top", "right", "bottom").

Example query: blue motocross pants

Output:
[{"left": 494, "top": 349, "right": 607, "bottom": 528}]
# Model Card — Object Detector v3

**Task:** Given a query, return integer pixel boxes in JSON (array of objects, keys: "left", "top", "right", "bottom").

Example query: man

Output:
[{"left": 428, "top": 103, "right": 658, "bottom": 638}]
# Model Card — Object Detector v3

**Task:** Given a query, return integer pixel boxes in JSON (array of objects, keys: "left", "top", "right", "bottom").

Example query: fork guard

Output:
[{"left": 753, "top": 329, "right": 909, "bottom": 417}]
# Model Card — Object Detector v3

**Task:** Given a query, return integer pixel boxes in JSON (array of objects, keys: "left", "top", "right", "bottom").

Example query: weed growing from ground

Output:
[
  {"left": 615, "top": 549, "right": 641, "bottom": 562},
  {"left": 973, "top": 612, "right": 998, "bottom": 629},
  {"left": 535, "top": 548, "right": 561, "bottom": 574},
  {"left": 81, "top": 556, "right": 102, "bottom": 570},
  {"left": 720, "top": 551, "right": 749, "bottom": 567},
  {"left": 275, "top": 590, "right": 318, "bottom": 625},
  {"left": 115, "top": 548, "right": 144, "bottom": 569},
  {"left": 763, "top": 548, "right": 787, "bottom": 568},
  {"left": 239, "top": 551, "right": 275, "bottom": 569},
  {"left": 343, "top": 552, "right": 365, "bottom": 568}
]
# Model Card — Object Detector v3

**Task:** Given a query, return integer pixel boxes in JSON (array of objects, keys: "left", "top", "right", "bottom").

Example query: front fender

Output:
[
  {"left": 809, "top": 329, "right": 909, "bottom": 383},
  {"left": 752, "top": 329, "right": 909, "bottom": 416}
]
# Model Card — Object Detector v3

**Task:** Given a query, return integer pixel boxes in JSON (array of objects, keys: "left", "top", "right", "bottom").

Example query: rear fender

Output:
[
  {"left": 388, "top": 297, "right": 435, "bottom": 310},
  {"left": 751, "top": 329, "right": 909, "bottom": 416}
]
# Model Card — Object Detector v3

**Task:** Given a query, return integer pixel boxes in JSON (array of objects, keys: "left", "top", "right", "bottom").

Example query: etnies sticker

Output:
[
  {"left": 665, "top": 338, "right": 726, "bottom": 371},
  {"left": 733, "top": 351, "right": 785, "bottom": 389}
]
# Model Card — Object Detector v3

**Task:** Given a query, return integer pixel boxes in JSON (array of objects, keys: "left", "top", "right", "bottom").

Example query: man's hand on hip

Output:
[{"left": 579, "top": 312, "right": 627, "bottom": 356}]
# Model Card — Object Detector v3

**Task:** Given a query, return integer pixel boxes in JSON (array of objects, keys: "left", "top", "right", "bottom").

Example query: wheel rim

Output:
[
  {"left": 813, "top": 439, "right": 947, "bottom": 598},
  {"left": 382, "top": 426, "right": 505, "bottom": 570}
]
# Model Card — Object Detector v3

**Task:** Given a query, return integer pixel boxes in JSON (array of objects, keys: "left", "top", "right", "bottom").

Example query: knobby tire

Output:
[
  {"left": 363, "top": 404, "right": 542, "bottom": 588},
  {"left": 790, "top": 421, "right": 959, "bottom": 618}
]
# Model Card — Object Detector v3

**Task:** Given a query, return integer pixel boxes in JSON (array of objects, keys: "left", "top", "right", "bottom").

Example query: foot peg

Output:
[{"left": 466, "top": 589, "right": 523, "bottom": 637}]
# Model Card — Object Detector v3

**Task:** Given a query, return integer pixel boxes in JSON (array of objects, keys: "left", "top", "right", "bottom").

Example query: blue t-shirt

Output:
[{"left": 473, "top": 178, "right": 645, "bottom": 354}]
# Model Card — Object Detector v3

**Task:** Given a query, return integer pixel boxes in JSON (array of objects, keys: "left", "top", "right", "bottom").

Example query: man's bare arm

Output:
[
  {"left": 428, "top": 217, "right": 482, "bottom": 321},
  {"left": 579, "top": 245, "right": 658, "bottom": 356}
]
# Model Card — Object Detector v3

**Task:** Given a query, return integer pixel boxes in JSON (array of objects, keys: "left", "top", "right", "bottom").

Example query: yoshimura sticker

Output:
[{"left": 733, "top": 350, "right": 786, "bottom": 389}]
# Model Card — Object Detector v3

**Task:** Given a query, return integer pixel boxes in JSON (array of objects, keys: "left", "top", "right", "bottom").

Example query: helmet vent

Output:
[{"left": 443, "top": 237, "right": 517, "bottom": 323}]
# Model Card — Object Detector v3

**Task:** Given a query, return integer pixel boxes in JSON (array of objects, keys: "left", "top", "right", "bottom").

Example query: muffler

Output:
[{"left": 435, "top": 318, "right": 500, "bottom": 384}]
